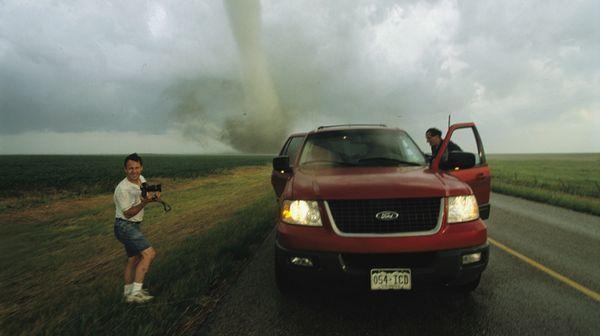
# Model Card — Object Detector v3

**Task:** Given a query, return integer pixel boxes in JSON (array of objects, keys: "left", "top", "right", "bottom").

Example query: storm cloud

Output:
[{"left": 0, "top": 0, "right": 598, "bottom": 154}]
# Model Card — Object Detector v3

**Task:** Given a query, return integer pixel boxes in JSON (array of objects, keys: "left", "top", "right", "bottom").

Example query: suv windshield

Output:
[{"left": 298, "top": 129, "right": 426, "bottom": 167}]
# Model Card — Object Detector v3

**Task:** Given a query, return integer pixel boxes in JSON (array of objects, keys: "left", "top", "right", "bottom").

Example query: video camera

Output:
[
  {"left": 140, "top": 182, "right": 161, "bottom": 199},
  {"left": 140, "top": 182, "right": 171, "bottom": 212}
]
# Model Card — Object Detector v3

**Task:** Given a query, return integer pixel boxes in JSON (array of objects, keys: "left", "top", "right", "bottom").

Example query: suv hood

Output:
[{"left": 291, "top": 166, "right": 471, "bottom": 200}]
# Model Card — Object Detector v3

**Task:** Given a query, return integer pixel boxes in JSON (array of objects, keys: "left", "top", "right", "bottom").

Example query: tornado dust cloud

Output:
[{"left": 223, "top": 0, "right": 288, "bottom": 153}]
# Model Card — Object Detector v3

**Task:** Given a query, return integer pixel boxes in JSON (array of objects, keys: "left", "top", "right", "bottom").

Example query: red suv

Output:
[{"left": 271, "top": 123, "right": 491, "bottom": 292}]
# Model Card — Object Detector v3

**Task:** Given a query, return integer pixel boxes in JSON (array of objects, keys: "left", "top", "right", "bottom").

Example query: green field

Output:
[
  {"left": 488, "top": 153, "right": 600, "bottom": 216},
  {"left": 0, "top": 160, "right": 277, "bottom": 335},
  {"left": 0, "top": 154, "right": 272, "bottom": 197},
  {"left": 0, "top": 154, "right": 272, "bottom": 212}
]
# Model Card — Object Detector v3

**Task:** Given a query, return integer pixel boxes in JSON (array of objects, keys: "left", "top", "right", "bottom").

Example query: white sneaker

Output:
[
  {"left": 126, "top": 290, "right": 154, "bottom": 303},
  {"left": 123, "top": 288, "right": 151, "bottom": 298}
]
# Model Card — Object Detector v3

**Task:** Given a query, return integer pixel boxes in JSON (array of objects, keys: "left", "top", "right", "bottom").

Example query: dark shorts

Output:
[{"left": 114, "top": 218, "right": 151, "bottom": 257}]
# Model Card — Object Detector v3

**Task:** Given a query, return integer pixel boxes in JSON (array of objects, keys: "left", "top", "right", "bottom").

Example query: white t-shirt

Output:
[{"left": 114, "top": 175, "right": 147, "bottom": 222}]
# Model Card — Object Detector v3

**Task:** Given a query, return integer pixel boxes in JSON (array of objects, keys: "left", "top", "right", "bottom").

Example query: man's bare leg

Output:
[
  {"left": 123, "top": 256, "right": 139, "bottom": 296},
  {"left": 125, "top": 256, "right": 140, "bottom": 284},
  {"left": 134, "top": 247, "right": 156, "bottom": 284}
]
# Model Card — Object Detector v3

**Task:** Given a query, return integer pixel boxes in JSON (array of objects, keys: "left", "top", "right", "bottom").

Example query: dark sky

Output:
[{"left": 1, "top": 0, "right": 599, "bottom": 154}]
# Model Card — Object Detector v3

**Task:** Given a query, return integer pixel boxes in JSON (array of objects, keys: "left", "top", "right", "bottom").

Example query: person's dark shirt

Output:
[{"left": 431, "top": 140, "right": 461, "bottom": 158}]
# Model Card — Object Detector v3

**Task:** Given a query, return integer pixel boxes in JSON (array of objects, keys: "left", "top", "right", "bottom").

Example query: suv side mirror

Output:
[
  {"left": 273, "top": 156, "right": 291, "bottom": 173},
  {"left": 445, "top": 152, "right": 476, "bottom": 170}
]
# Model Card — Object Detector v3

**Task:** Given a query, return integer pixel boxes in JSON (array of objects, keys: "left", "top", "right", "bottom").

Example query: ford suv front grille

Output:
[{"left": 326, "top": 198, "right": 442, "bottom": 234}]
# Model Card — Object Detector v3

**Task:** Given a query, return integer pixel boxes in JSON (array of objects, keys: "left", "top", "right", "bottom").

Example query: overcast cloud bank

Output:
[{"left": 1, "top": 0, "right": 598, "bottom": 154}]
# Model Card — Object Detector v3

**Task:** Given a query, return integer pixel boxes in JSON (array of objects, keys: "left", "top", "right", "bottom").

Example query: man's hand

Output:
[{"left": 141, "top": 191, "right": 161, "bottom": 202}]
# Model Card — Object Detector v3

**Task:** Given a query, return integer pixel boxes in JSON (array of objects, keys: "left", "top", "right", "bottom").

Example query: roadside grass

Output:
[
  {"left": 0, "top": 166, "right": 278, "bottom": 335},
  {"left": 488, "top": 153, "right": 600, "bottom": 216}
]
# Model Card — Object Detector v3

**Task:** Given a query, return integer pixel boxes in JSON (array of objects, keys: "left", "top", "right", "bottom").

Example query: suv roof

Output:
[{"left": 313, "top": 124, "right": 392, "bottom": 132}]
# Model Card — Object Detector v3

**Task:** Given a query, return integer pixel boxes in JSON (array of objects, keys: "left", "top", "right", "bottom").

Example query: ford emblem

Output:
[{"left": 375, "top": 211, "right": 399, "bottom": 221}]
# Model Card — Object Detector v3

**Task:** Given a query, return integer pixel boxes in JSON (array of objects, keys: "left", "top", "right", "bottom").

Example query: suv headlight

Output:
[
  {"left": 447, "top": 195, "right": 479, "bottom": 223},
  {"left": 281, "top": 200, "right": 322, "bottom": 226}
]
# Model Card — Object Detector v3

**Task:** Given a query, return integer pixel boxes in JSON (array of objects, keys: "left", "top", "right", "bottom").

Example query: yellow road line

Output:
[{"left": 488, "top": 237, "right": 600, "bottom": 302}]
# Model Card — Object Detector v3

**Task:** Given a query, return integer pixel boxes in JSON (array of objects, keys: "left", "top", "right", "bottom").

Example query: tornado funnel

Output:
[{"left": 223, "top": 0, "right": 288, "bottom": 153}]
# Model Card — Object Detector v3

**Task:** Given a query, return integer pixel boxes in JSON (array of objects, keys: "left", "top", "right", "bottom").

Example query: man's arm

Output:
[
  {"left": 123, "top": 192, "right": 160, "bottom": 219},
  {"left": 123, "top": 198, "right": 150, "bottom": 219},
  {"left": 122, "top": 192, "right": 161, "bottom": 219}
]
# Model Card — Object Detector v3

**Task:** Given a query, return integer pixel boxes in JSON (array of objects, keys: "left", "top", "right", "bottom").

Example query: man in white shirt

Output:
[{"left": 114, "top": 153, "right": 160, "bottom": 303}]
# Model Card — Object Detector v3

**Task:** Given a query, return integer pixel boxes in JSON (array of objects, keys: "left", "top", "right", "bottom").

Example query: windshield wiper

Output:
[
  {"left": 301, "top": 160, "right": 356, "bottom": 167},
  {"left": 357, "top": 157, "right": 423, "bottom": 166}
]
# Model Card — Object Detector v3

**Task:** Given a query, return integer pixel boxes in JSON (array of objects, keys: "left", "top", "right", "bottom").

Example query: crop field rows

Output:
[
  {"left": 0, "top": 155, "right": 272, "bottom": 211},
  {"left": 488, "top": 153, "right": 600, "bottom": 216},
  {"left": 0, "top": 154, "right": 272, "bottom": 197}
]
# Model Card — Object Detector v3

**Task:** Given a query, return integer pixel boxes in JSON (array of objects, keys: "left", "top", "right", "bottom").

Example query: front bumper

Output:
[{"left": 275, "top": 240, "right": 489, "bottom": 289}]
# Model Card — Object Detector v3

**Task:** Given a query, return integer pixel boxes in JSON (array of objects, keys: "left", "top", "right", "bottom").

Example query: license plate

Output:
[{"left": 370, "top": 268, "right": 411, "bottom": 290}]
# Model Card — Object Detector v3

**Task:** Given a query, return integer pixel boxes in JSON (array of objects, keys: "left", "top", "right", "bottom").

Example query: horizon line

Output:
[{"left": 1, "top": 152, "right": 599, "bottom": 156}]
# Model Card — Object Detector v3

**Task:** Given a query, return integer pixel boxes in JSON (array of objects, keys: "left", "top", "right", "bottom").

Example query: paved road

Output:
[{"left": 197, "top": 193, "right": 600, "bottom": 335}]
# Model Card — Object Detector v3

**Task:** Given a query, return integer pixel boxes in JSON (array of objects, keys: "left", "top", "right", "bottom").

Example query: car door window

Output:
[
  {"left": 444, "top": 127, "right": 485, "bottom": 166},
  {"left": 282, "top": 136, "right": 304, "bottom": 167}
]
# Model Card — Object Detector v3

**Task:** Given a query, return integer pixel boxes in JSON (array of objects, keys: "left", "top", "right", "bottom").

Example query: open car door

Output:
[{"left": 431, "top": 123, "right": 491, "bottom": 219}]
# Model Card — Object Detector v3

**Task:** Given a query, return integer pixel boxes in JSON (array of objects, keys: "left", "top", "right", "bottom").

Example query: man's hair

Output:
[
  {"left": 124, "top": 153, "right": 143, "bottom": 167},
  {"left": 426, "top": 128, "right": 442, "bottom": 138}
]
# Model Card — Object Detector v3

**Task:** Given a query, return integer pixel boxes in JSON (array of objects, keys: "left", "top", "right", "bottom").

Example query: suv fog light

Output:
[
  {"left": 290, "top": 257, "right": 314, "bottom": 267},
  {"left": 462, "top": 252, "right": 482, "bottom": 265}
]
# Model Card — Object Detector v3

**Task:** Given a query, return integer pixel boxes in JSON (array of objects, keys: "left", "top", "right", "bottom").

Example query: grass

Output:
[
  {"left": 488, "top": 153, "right": 600, "bottom": 216},
  {"left": 0, "top": 165, "right": 278, "bottom": 335}
]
